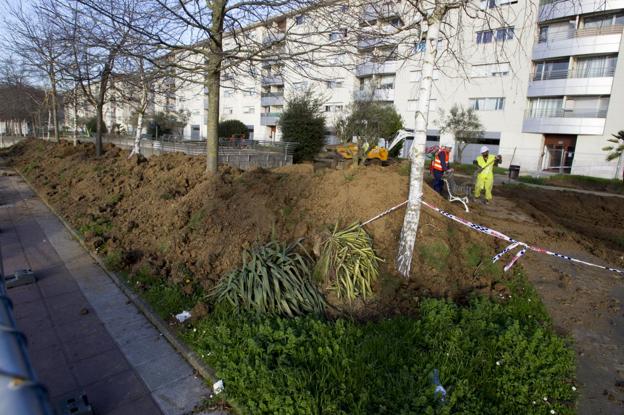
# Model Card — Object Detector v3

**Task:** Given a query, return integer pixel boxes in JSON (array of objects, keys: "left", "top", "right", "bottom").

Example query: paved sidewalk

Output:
[{"left": 0, "top": 169, "right": 212, "bottom": 415}]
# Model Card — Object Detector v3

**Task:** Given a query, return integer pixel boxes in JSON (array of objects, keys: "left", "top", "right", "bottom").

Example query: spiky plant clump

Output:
[
  {"left": 210, "top": 239, "right": 326, "bottom": 317},
  {"left": 314, "top": 223, "right": 382, "bottom": 302}
]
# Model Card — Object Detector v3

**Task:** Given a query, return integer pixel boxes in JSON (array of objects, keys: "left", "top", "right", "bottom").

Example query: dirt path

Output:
[{"left": 473, "top": 191, "right": 624, "bottom": 415}]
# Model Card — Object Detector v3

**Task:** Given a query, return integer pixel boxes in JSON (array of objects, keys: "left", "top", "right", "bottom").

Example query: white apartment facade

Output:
[
  {"left": 219, "top": 0, "right": 624, "bottom": 178},
  {"left": 80, "top": 0, "right": 624, "bottom": 179}
]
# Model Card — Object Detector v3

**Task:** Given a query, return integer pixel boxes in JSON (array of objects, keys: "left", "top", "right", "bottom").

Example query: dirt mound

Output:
[
  {"left": 6, "top": 139, "right": 508, "bottom": 314},
  {"left": 498, "top": 185, "right": 624, "bottom": 266}
]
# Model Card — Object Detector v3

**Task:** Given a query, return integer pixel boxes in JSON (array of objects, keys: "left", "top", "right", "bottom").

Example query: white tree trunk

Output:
[
  {"left": 47, "top": 109, "right": 51, "bottom": 141},
  {"left": 73, "top": 94, "right": 78, "bottom": 146},
  {"left": 130, "top": 111, "right": 144, "bottom": 157},
  {"left": 396, "top": 19, "right": 441, "bottom": 278}
]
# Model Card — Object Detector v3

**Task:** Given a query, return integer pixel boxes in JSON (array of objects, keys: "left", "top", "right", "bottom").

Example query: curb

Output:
[{"left": 13, "top": 167, "right": 234, "bottom": 409}]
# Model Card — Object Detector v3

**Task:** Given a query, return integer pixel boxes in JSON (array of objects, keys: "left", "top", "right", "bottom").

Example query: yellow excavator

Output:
[{"left": 325, "top": 129, "right": 414, "bottom": 163}]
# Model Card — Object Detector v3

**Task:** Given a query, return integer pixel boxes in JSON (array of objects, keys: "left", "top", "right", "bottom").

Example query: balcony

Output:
[
  {"left": 355, "top": 61, "right": 399, "bottom": 77},
  {"left": 357, "top": 36, "right": 396, "bottom": 49},
  {"left": 260, "top": 92, "right": 285, "bottom": 106},
  {"left": 522, "top": 108, "right": 607, "bottom": 135},
  {"left": 533, "top": 25, "right": 623, "bottom": 60},
  {"left": 361, "top": 3, "right": 399, "bottom": 23},
  {"left": 539, "top": 0, "right": 624, "bottom": 22},
  {"left": 262, "top": 32, "right": 285, "bottom": 45},
  {"left": 261, "top": 75, "right": 284, "bottom": 86},
  {"left": 528, "top": 66, "right": 616, "bottom": 96},
  {"left": 355, "top": 88, "right": 395, "bottom": 101},
  {"left": 260, "top": 112, "right": 282, "bottom": 126}
]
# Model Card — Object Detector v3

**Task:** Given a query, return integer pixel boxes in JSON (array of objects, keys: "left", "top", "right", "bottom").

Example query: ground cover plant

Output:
[{"left": 183, "top": 273, "right": 576, "bottom": 414}]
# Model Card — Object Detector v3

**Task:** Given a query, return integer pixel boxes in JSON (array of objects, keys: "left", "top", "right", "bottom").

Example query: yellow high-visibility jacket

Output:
[{"left": 476, "top": 155, "right": 496, "bottom": 178}]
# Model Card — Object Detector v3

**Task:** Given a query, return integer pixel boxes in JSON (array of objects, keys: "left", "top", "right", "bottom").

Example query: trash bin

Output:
[{"left": 508, "top": 165, "right": 520, "bottom": 180}]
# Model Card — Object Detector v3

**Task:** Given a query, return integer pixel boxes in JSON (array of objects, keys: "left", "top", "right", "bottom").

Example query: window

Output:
[
  {"left": 496, "top": 27, "right": 514, "bottom": 41},
  {"left": 223, "top": 90, "right": 234, "bottom": 97},
  {"left": 469, "top": 97, "right": 505, "bottom": 111},
  {"left": 476, "top": 30, "right": 494, "bottom": 44},
  {"left": 477, "top": 27, "right": 513, "bottom": 43},
  {"left": 480, "top": 0, "right": 517, "bottom": 9},
  {"left": 244, "top": 90, "right": 256, "bottom": 96},
  {"left": 223, "top": 107, "right": 233, "bottom": 115},
  {"left": 471, "top": 62, "right": 511, "bottom": 77},
  {"left": 329, "top": 29, "right": 347, "bottom": 41},
  {"left": 326, "top": 79, "right": 344, "bottom": 89},
  {"left": 295, "top": 15, "right": 305, "bottom": 25},
  {"left": 414, "top": 39, "right": 426, "bottom": 52},
  {"left": 244, "top": 106, "right": 255, "bottom": 114},
  {"left": 584, "top": 12, "right": 624, "bottom": 29},
  {"left": 292, "top": 81, "right": 307, "bottom": 90},
  {"left": 574, "top": 55, "right": 617, "bottom": 78},
  {"left": 533, "top": 59, "right": 569, "bottom": 80}
]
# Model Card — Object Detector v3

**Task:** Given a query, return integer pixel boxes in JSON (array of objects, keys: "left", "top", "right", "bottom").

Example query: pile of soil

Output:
[
  {"left": 498, "top": 185, "right": 624, "bottom": 264},
  {"left": 5, "top": 139, "right": 506, "bottom": 314}
]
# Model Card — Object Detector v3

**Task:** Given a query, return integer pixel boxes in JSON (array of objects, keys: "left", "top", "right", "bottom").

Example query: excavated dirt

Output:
[{"left": 5, "top": 139, "right": 508, "bottom": 316}]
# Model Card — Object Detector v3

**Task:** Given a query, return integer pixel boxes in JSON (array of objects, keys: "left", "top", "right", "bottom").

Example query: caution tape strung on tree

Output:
[
  {"left": 362, "top": 198, "right": 624, "bottom": 275},
  {"left": 419, "top": 200, "right": 624, "bottom": 275}
]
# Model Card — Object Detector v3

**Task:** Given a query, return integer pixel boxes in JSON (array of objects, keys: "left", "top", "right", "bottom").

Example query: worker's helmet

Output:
[{"left": 480, "top": 145, "right": 489, "bottom": 154}]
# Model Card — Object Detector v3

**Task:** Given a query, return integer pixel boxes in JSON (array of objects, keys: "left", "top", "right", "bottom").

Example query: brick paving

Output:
[{"left": 0, "top": 168, "right": 212, "bottom": 415}]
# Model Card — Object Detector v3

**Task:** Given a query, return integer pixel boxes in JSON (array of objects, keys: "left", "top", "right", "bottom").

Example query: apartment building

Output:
[{"left": 78, "top": 0, "right": 623, "bottom": 179}]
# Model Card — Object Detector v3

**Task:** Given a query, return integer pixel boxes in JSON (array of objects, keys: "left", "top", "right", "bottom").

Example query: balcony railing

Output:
[
  {"left": 260, "top": 93, "right": 284, "bottom": 106},
  {"left": 525, "top": 107, "right": 608, "bottom": 118},
  {"left": 262, "top": 32, "right": 285, "bottom": 45},
  {"left": 531, "top": 66, "right": 616, "bottom": 81},
  {"left": 261, "top": 75, "right": 284, "bottom": 85},
  {"left": 361, "top": 3, "right": 399, "bottom": 22},
  {"left": 538, "top": 24, "right": 624, "bottom": 43},
  {"left": 356, "top": 60, "right": 399, "bottom": 77},
  {"left": 260, "top": 112, "right": 282, "bottom": 125}
]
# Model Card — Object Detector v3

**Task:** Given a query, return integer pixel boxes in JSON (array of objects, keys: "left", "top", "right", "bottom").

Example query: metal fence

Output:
[
  {"left": 0, "top": 247, "right": 55, "bottom": 415},
  {"left": 76, "top": 135, "right": 296, "bottom": 170}
]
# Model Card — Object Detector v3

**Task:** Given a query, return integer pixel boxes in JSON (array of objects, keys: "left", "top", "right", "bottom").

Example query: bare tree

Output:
[{"left": 3, "top": 1, "right": 65, "bottom": 142}]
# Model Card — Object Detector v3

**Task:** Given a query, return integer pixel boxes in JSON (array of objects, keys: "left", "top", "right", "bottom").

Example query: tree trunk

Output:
[
  {"left": 396, "top": 19, "right": 441, "bottom": 278},
  {"left": 50, "top": 68, "right": 60, "bottom": 143},
  {"left": 73, "top": 92, "right": 78, "bottom": 146},
  {"left": 47, "top": 109, "right": 51, "bottom": 140},
  {"left": 95, "top": 103, "right": 104, "bottom": 156},
  {"left": 205, "top": 0, "right": 225, "bottom": 174},
  {"left": 206, "top": 71, "right": 220, "bottom": 173},
  {"left": 131, "top": 111, "right": 144, "bottom": 156}
]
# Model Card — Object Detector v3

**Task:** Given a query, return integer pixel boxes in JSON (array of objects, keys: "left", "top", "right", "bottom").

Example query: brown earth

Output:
[
  {"left": 6, "top": 139, "right": 624, "bottom": 413},
  {"left": 5, "top": 139, "right": 509, "bottom": 316}
]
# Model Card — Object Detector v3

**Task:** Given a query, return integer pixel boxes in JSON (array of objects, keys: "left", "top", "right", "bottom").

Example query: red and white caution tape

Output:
[{"left": 363, "top": 198, "right": 624, "bottom": 275}]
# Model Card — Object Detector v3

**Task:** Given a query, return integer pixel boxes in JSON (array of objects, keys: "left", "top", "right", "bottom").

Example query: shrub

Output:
[
  {"left": 218, "top": 119, "right": 249, "bottom": 139},
  {"left": 85, "top": 116, "right": 107, "bottom": 135},
  {"left": 279, "top": 90, "right": 326, "bottom": 162},
  {"left": 210, "top": 239, "right": 326, "bottom": 317},
  {"left": 314, "top": 223, "right": 381, "bottom": 301}
]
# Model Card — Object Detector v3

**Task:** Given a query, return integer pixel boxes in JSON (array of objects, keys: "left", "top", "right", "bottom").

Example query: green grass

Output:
[
  {"left": 517, "top": 174, "right": 624, "bottom": 194},
  {"left": 126, "top": 266, "right": 201, "bottom": 319},
  {"left": 419, "top": 241, "right": 451, "bottom": 272},
  {"left": 181, "top": 272, "right": 576, "bottom": 414}
]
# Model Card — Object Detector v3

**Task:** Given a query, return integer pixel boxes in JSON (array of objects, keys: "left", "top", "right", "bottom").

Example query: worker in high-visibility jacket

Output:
[
  {"left": 431, "top": 145, "right": 452, "bottom": 195},
  {"left": 474, "top": 146, "right": 502, "bottom": 204}
]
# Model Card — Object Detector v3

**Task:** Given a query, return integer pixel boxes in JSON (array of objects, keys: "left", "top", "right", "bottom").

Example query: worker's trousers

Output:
[{"left": 474, "top": 174, "right": 493, "bottom": 201}]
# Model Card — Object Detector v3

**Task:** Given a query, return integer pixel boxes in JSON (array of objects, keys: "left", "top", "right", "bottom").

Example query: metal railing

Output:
[
  {"left": 260, "top": 92, "right": 284, "bottom": 98},
  {"left": 538, "top": 24, "right": 624, "bottom": 43},
  {"left": 531, "top": 65, "right": 616, "bottom": 80},
  {"left": 0, "top": 247, "right": 55, "bottom": 415},
  {"left": 525, "top": 107, "right": 609, "bottom": 118}
]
